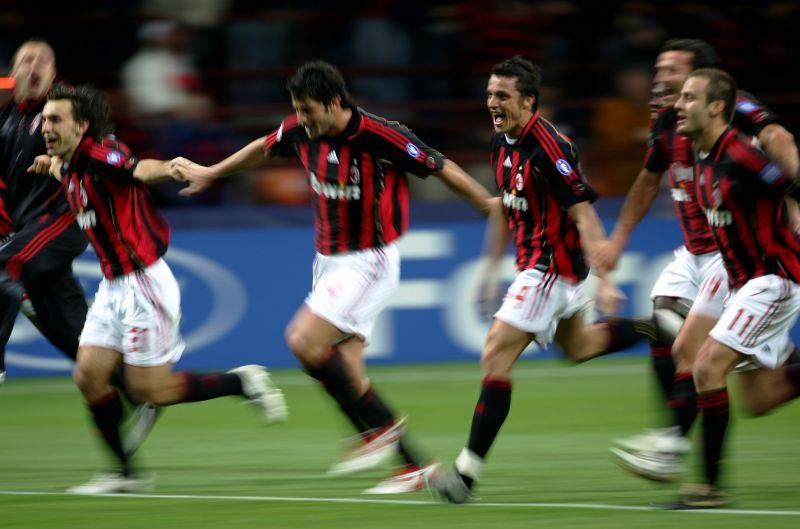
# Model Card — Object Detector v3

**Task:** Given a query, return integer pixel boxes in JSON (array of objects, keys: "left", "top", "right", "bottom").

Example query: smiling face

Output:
[
  {"left": 653, "top": 50, "right": 694, "bottom": 107},
  {"left": 11, "top": 41, "right": 56, "bottom": 102},
  {"left": 486, "top": 74, "right": 535, "bottom": 138},
  {"left": 41, "top": 99, "right": 88, "bottom": 159},
  {"left": 291, "top": 96, "right": 340, "bottom": 139}
]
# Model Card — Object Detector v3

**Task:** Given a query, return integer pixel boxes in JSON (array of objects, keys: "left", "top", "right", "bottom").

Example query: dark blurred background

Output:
[{"left": 2, "top": 0, "right": 798, "bottom": 210}]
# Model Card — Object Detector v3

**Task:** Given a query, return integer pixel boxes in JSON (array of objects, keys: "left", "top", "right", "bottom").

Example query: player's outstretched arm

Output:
[
  {"left": 133, "top": 159, "right": 181, "bottom": 184},
  {"left": 434, "top": 159, "right": 494, "bottom": 215},
  {"left": 594, "top": 167, "right": 661, "bottom": 273},
  {"left": 174, "top": 136, "right": 271, "bottom": 196},
  {"left": 477, "top": 197, "right": 509, "bottom": 318}
]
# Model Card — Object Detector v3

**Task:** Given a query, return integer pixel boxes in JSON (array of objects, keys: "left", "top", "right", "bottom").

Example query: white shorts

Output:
[
  {"left": 80, "top": 258, "right": 185, "bottom": 367},
  {"left": 494, "top": 268, "right": 588, "bottom": 350},
  {"left": 688, "top": 258, "right": 729, "bottom": 319},
  {"left": 710, "top": 275, "right": 800, "bottom": 369},
  {"left": 651, "top": 247, "right": 726, "bottom": 315},
  {"left": 305, "top": 244, "right": 400, "bottom": 341}
]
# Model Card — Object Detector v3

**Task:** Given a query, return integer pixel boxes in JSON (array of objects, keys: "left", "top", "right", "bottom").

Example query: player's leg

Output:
[
  {"left": 668, "top": 311, "right": 717, "bottom": 435},
  {"left": 287, "top": 246, "right": 407, "bottom": 476},
  {"left": 432, "top": 319, "right": 531, "bottom": 502},
  {"left": 736, "top": 346, "right": 800, "bottom": 416},
  {"left": 71, "top": 345, "right": 133, "bottom": 481},
  {"left": 122, "top": 259, "right": 285, "bottom": 420},
  {"left": 0, "top": 274, "right": 22, "bottom": 383},
  {"left": 671, "top": 338, "right": 740, "bottom": 508},
  {"left": 24, "top": 267, "right": 86, "bottom": 361},
  {"left": 0, "top": 231, "right": 29, "bottom": 382}
]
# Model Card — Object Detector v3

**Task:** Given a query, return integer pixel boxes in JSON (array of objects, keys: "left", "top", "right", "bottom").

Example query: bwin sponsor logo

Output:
[
  {"left": 75, "top": 210, "right": 97, "bottom": 229},
  {"left": 310, "top": 172, "right": 361, "bottom": 201},
  {"left": 705, "top": 209, "right": 733, "bottom": 227},
  {"left": 670, "top": 188, "right": 689, "bottom": 202},
  {"left": 503, "top": 191, "right": 528, "bottom": 211}
]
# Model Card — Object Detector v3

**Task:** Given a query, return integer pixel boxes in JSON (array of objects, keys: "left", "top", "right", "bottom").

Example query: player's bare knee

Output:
[
  {"left": 72, "top": 363, "right": 108, "bottom": 398},
  {"left": 692, "top": 359, "right": 720, "bottom": 391},
  {"left": 285, "top": 328, "right": 324, "bottom": 366}
]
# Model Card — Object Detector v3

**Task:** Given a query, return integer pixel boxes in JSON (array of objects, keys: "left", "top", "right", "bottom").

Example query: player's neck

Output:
[
  {"left": 330, "top": 106, "right": 353, "bottom": 136},
  {"left": 697, "top": 120, "right": 727, "bottom": 153}
]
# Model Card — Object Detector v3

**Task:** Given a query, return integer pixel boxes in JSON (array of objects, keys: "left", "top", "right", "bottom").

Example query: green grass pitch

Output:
[{"left": 2, "top": 357, "right": 799, "bottom": 529}]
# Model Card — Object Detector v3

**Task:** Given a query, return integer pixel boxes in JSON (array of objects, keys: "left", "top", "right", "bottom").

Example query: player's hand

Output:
[
  {"left": 595, "top": 276, "right": 626, "bottom": 315},
  {"left": 49, "top": 156, "right": 63, "bottom": 181},
  {"left": 171, "top": 157, "right": 215, "bottom": 195},
  {"left": 592, "top": 239, "right": 623, "bottom": 274},
  {"left": 27, "top": 155, "right": 52, "bottom": 175},
  {"left": 477, "top": 271, "right": 503, "bottom": 321}
]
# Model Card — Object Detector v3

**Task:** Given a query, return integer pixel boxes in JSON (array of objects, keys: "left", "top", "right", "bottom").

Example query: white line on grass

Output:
[
  {"left": 0, "top": 363, "right": 646, "bottom": 396},
  {"left": 1, "top": 490, "right": 799, "bottom": 516}
]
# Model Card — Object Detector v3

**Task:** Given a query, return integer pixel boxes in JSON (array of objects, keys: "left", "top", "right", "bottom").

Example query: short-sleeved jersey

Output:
[
  {"left": 264, "top": 107, "right": 445, "bottom": 255},
  {"left": 644, "top": 92, "right": 778, "bottom": 255},
  {"left": 490, "top": 111, "right": 596, "bottom": 283},
  {"left": 0, "top": 96, "right": 71, "bottom": 228},
  {"left": 695, "top": 127, "right": 800, "bottom": 289},
  {"left": 62, "top": 136, "right": 169, "bottom": 278}
]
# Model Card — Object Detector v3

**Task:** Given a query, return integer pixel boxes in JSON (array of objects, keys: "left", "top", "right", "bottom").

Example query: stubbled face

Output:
[
  {"left": 11, "top": 42, "right": 56, "bottom": 102},
  {"left": 649, "top": 82, "right": 670, "bottom": 119},
  {"left": 41, "top": 99, "right": 86, "bottom": 159},
  {"left": 675, "top": 76, "right": 712, "bottom": 138},
  {"left": 486, "top": 74, "right": 534, "bottom": 138},
  {"left": 292, "top": 96, "right": 338, "bottom": 139},
  {"left": 653, "top": 50, "right": 694, "bottom": 107}
]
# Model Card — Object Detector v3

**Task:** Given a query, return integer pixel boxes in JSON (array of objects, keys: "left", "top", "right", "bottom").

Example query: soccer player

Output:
[
  {"left": 595, "top": 39, "right": 800, "bottom": 477},
  {"left": 0, "top": 38, "right": 88, "bottom": 383},
  {"left": 0, "top": 37, "right": 164, "bottom": 454},
  {"left": 174, "top": 60, "right": 497, "bottom": 494},
  {"left": 665, "top": 68, "right": 800, "bottom": 507},
  {"left": 34, "top": 83, "right": 288, "bottom": 494},
  {"left": 426, "top": 56, "right": 665, "bottom": 504}
]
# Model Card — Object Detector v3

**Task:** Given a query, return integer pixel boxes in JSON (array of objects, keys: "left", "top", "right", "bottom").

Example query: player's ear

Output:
[
  {"left": 524, "top": 94, "right": 535, "bottom": 111},
  {"left": 77, "top": 120, "right": 89, "bottom": 136},
  {"left": 709, "top": 99, "right": 725, "bottom": 118}
]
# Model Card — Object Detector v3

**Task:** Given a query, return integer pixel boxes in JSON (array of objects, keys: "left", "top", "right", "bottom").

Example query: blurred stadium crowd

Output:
[{"left": 1, "top": 0, "right": 798, "bottom": 207}]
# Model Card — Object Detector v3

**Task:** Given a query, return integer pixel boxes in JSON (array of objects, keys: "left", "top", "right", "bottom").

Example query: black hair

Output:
[
  {"left": 689, "top": 68, "right": 738, "bottom": 123},
  {"left": 660, "top": 39, "right": 719, "bottom": 69},
  {"left": 286, "top": 61, "right": 351, "bottom": 108},
  {"left": 490, "top": 55, "right": 543, "bottom": 106},
  {"left": 47, "top": 83, "right": 114, "bottom": 139}
]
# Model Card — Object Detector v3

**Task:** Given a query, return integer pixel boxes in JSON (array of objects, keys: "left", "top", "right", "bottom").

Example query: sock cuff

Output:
[
  {"left": 698, "top": 387, "right": 729, "bottom": 413},
  {"left": 674, "top": 371, "right": 693, "bottom": 382},
  {"left": 481, "top": 376, "right": 512, "bottom": 390},
  {"left": 88, "top": 389, "right": 119, "bottom": 408},
  {"left": 455, "top": 448, "right": 484, "bottom": 481},
  {"left": 650, "top": 345, "right": 672, "bottom": 358}
]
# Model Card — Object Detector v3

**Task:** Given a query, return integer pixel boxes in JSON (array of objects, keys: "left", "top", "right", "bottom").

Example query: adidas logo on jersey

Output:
[
  {"left": 327, "top": 150, "right": 339, "bottom": 164},
  {"left": 503, "top": 156, "right": 512, "bottom": 168}
]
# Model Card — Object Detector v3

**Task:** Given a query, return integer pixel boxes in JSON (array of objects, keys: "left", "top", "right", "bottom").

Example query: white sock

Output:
[{"left": 455, "top": 448, "right": 484, "bottom": 481}]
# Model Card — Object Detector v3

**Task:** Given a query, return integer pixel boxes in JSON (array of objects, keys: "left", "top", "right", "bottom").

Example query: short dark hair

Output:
[
  {"left": 286, "top": 61, "right": 351, "bottom": 108},
  {"left": 47, "top": 83, "right": 114, "bottom": 139},
  {"left": 689, "top": 68, "right": 738, "bottom": 123},
  {"left": 660, "top": 39, "right": 719, "bottom": 69},
  {"left": 10, "top": 37, "right": 55, "bottom": 68},
  {"left": 490, "top": 55, "right": 543, "bottom": 105}
]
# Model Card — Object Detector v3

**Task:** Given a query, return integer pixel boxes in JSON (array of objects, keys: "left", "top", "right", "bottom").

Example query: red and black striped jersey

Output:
[
  {"left": 264, "top": 107, "right": 445, "bottom": 255},
  {"left": 695, "top": 127, "right": 800, "bottom": 289},
  {"left": 62, "top": 136, "right": 169, "bottom": 278},
  {"left": 490, "top": 111, "right": 596, "bottom": 283},
  {"left": 645, "top": 93, "right": 778, "bottom": 256}
]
